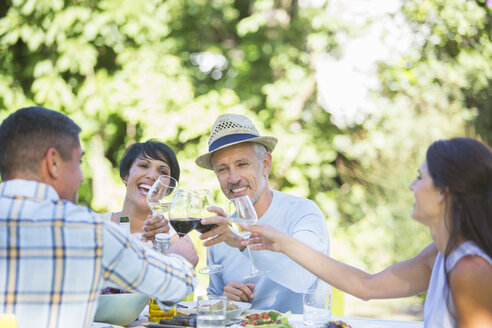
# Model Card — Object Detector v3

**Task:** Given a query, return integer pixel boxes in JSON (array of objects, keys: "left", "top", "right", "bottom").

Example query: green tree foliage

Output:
[
  {"left": 330, "top": 0, "right": 492, "bottom": 268},
  {"left": 0, "top": 0, "right": 490, "bottom": 278}
]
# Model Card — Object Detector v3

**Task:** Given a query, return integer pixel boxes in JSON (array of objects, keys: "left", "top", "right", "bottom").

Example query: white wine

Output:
[
  {"left": 149, "top": 202, "right": 171, "bottom": 214},
  {"left": 228, "top": 218, "right": 253, "bottom": 238}
]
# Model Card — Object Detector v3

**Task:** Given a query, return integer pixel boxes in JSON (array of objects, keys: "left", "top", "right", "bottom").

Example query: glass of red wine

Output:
[
  {"left": 169, "top": 189, "right": 200, "bottom": 238},
  {"left": 196, "top": 189, "right": 223, "bottom": 275}
]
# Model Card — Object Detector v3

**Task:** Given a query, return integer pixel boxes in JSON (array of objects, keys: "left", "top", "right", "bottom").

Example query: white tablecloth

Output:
[
  {"left": 92, "top": 310, "right": 424, "bottom": 328},
  {"left": 288, "top": 314, "right": 423, "bottom": 328}
]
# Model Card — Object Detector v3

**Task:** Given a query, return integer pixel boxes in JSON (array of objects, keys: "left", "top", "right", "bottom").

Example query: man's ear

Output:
[
  {"left": 262, "top": 152, "right": 272, "bottom": 176},
  {"left": 122, "top": 175, "right": 128, "bottom": 185},
  {"left": 45, "top": 148, "right": 61, "bottom": 179}
]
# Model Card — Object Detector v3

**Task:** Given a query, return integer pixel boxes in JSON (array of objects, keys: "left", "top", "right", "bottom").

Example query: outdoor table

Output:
[{"left": 92, "top": 307, "right": 424, "bottom": 328}]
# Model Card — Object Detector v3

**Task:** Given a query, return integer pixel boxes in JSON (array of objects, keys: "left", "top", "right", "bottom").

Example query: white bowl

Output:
[
  {"left": 93, "top": 292, "right": 149, "bottom": 326},
  {"left": 179, "top": 301, "right": 252, "bottom": 320}
]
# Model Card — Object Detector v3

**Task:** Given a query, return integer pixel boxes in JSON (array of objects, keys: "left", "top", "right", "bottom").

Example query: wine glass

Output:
[
  {"left": 169, "top": 189, "right": 200, "bottom": 238},
  {"left": 227, "top": 195, "right": 265, "bottom": 278},
  {"left": 147, "top": 175, "right": 179, "bottom": 217},
  {"left": 141, "top": 175, "right": 178, "bottom": 242},
  {"left": 195, "top": 189, "right": 224, "bottom": 275}
]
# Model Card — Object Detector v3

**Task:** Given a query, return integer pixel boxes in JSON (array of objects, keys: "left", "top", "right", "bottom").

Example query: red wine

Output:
[
  {"left": 195, "top": 222, "right": 217, "bottom": 233},
  {"left": 170, "top": 218, "right": 199, "bottom": 236}
]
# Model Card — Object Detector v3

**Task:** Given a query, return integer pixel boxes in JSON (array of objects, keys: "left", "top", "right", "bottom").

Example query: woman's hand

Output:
[
  {"left": 240, "top": 224, "right": 286, "bottom": 253},
  {"left": 141, "top": 213, "right": 171, "bottom": 240}
]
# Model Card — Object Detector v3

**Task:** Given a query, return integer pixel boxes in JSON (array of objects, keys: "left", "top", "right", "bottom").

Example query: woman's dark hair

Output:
[
  {"left": 119, "top": 139, "right": 180, "bottom": 182},
  {"left": 426, "top": 137, "right": 492, "bottom": 260}
]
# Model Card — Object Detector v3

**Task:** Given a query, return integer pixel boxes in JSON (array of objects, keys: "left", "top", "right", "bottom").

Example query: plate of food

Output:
[
  {"left": 144, "top": 314, "right": 243, "bottom": 327},
  {"left": 240, "top": 310, "right": 292, "bottom": 328},
  {"left": 178, "top": 300, "right": 252, "bottom": 320}
]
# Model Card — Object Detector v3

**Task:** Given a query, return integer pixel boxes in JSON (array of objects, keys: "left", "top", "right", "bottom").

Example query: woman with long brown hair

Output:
[{"left": 243, "top": 138, "right": 492, "bottom": 327}]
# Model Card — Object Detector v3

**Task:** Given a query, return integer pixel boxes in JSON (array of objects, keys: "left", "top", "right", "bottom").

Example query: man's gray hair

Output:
[{"left": 252, "top": 142, "right": 268, "bottom": 160}]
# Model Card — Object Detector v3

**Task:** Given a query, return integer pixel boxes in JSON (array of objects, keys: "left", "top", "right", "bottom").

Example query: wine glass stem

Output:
[
  {"left": 206, "top": 245, "right": 212, "bottom": 267},
  {"left": 246, "top": 246, "right": 259, "bottom": 273}
]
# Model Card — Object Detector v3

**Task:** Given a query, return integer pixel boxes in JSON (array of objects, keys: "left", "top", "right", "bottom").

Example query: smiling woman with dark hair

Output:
[
  {"left": 243, "top": 137, "right": 492, "bottom": 327},
  {"left": 119, "top": 139, "right": 180, "bottom": 183},
  {"left": 102, "top": 139, "right": 181, "bottom": 241}
]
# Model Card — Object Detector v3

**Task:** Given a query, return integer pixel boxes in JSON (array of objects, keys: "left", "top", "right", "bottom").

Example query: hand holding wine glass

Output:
[
  {"left": 142, "top": 175, "right": 178, "bottom": 242},
  {"left": 141, "top": 214, "right": 173, "bottom": 241},
  {"left": 227, "top": 195, "right": 258, "bottom": 237},
  {"left": 239, "top": 223, "right": 285, "bottom": 253},
  {"left": 227, "top": 195, "right": 266, "bottom": 278}
]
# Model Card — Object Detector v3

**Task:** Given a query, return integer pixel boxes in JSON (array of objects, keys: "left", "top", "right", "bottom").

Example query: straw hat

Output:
[{"left": 195, "top": 113, "right": 278, "bottom": 170}]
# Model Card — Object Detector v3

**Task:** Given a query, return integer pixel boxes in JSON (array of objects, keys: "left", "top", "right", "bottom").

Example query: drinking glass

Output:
[
  {"left": 196, "top": 190, "right": 224, "bottom": 275},
  {"left": 197, "top": 295, "right": 226, "bottom": 328},
  {"left": 169, "top": 189, "right": 200, "bottom": 238},
  {"left": 303, "top": 288, "right": 332, "bottom": 326},
  {"left": 227, "top": 195, "right": 265, "bottom": 278},
  {"left": 147, "top": 175, "right": 178, "bottom": 218}
]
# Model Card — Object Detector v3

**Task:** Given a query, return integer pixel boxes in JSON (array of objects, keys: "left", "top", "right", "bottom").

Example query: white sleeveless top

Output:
[{"left": 424, "top": 241, "right": 492, "bottom": 327}]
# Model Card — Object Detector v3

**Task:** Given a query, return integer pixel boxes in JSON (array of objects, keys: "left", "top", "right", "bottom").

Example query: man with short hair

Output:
[
  {"left": 0, "top": 106, "right": 198, "bottom": 328},
  {"left": 196, "top": 113, "right": 329, "bottom": 313}
]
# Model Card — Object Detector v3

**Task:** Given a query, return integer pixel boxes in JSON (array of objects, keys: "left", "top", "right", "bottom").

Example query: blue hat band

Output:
[{"left": 209, "top": 133, "right": 259, "bottom": 152}]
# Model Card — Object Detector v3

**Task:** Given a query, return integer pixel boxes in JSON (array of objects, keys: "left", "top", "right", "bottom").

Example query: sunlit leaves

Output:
[
  {"left": 32, "top": 73, "right": 75, "bottom": 109},
  {"left": 33, "top": 60, "right": 53, "bottom": 78},
  {"left": 0, "top": 76, "right": 27, "bottom": 110},
  {"left": 1, "top": 0, "right": 490, "bottom": 275},
  {"left": 57, "top": 39, "right": 98, "bottom": 75},
  {"left": 12, "top": 0, "right": 63, "bottom": 16}
]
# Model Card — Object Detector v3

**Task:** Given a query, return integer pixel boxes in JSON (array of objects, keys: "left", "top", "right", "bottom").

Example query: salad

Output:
[{"left": 241, "top": 310, "right": 292, "bottom": 328}]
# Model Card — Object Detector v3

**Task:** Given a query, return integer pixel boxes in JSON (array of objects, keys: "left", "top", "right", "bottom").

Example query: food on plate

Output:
[
  {"left": 177, "top": 300, "right": 251, "bottom": 321},
  {"left": 100, "top": 287, "right": 130, "bottom": 294},
  {"left": 159, "top": 314, "right": 197, "bottom": 326},
  {"left": 240, "top": 310, "right": 291, "bottom": 327},
  {"left": 323, "top": 320, "right": 352, "bottom": 328},
  {"left": 190, "top": 300, "right": 240, "bottom": 312},
  {"left": 209, "top": 300, "right": 239, "bottom": 311}
]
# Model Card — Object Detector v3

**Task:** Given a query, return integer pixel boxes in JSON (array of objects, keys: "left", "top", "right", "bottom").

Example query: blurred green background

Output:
[{"left": 1, "top": 0, "right": 491, "bottom": 319}]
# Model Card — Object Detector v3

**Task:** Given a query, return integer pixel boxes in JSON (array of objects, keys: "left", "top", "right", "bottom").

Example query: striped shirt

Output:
[{"left": 0, "top": 179, "right": 196, "bottom": 328}]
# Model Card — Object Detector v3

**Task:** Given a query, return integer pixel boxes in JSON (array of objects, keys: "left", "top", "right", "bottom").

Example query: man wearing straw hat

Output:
[{"left": 196, "top": 113, "right": 329, "bottom": 314}]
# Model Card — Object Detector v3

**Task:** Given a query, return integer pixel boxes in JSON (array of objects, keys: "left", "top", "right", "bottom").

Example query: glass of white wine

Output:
[
  {"left": 147, "top": 175, "right": 178, "bottom": 218},
  {"left": 227, "top": 195, "right": 265, "bottom": 278}
]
